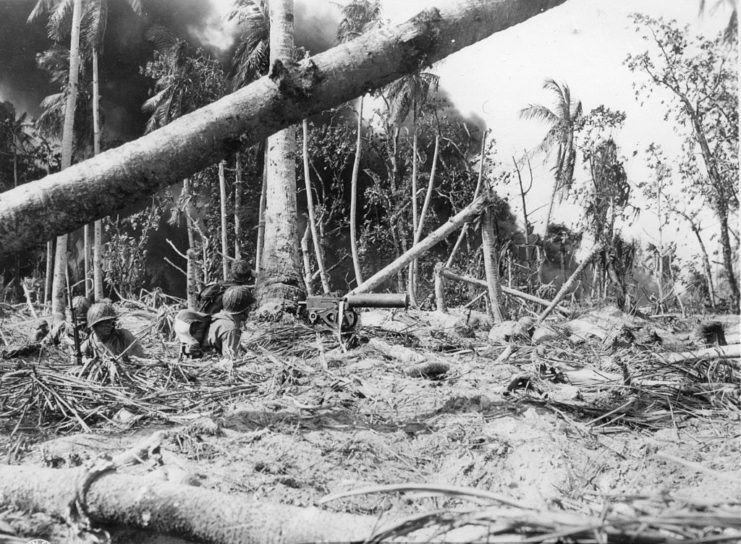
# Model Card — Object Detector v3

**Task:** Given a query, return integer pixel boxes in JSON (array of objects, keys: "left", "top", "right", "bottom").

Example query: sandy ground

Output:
[{"left": 1, "top": 305, "right": 739, "bottom": 542}]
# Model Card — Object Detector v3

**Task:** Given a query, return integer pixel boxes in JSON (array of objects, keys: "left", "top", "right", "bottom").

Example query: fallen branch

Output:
[
  {"left": 536, "top": 243, "right": 604, "bottom": 325},
  {"left": 349, "top": 193, "right": 491, "bottom": 295},
  {"left": 438, "top": 267, "right": 568, "bottom": 315}
]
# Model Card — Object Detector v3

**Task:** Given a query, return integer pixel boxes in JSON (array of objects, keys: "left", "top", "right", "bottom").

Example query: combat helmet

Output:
[
  {"left": 87, "top": 302, "right": 117, "bottom": 327},
  {"left": 222, "top": 285, "right": 254, "bottom": 315},
  {"left": 230, "top": 259, "right": 254, "bottom": 284}
]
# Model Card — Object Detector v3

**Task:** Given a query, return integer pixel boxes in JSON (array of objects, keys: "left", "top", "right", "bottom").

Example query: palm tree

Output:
[
  {"left": 384, "top": 70, "right": 439, "bottom": 303},
  {"left": 338, "top": 0, "right": 382, "bottom": 288},
  {"left": 142, "top": 27, "right": 226, "bottom": 307},
  {"left": 83, "top": 0, "right": 143, "bottom": 300},
  {"left": 29, "top": 0, "right": 84, "bottom": 321},
  {"left": 229, "top": 0, "right": 269, "bottom": 271},
  {"left": 255, "top": 0, "right": 304, "bottom": 313},
  {"left": 519, "top": 79, "right": 582, "bottom": 242}
]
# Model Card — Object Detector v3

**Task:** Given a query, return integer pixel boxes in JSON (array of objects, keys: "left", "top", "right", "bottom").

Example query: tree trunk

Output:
[
  {"left": 302, "top": 119, "right": 330, "bottom": 294},
  {"left": 186, "top": 249, "right": 198, "bottom": 310},
  {"left": 717, "top": 203, "right": 739, "bottom": 311},
  {"left": 434, "top": 262, "right": 446, "bottom": 312},
  {"left": 690, "top": 222, "right": 716, "bottom": 310},
  {"left": 513, "top": 155, "right": 531, "bottom": 265},
  {"left": 50, "top": 0, "right": 82, "bottom": 321},
  {"left": 92, "top": 38, "right": 104, "bottom": 301},
  {"left": 350, "top": 193, "right": 490, "bottom": 295},
  {"left": 350, "top": 96, "right": 364, "bottom": 287},
  {"left": 83, "top": 223, "right": 92, "bottom": 298},
  {"left": 255, "top": 0, "right": 304, "bottom": 314},
  {"left": 0, "top": 0, "right": 568, "bottom": 259},
  {"left": 301, "top": 223, "right": 313, "bottom": 296},
  {"left": 255, "top": 147, "right": 268, "bottom": 272},
  {"left": 219, "top": 160, "right": 229, "bottom": 281},
  {"left": 234, "top": 152, "right": 242, "bottom": 260},
  {"left": 481, "top": 204, "right": 504, "bottom": 322},
  {"left": 410, "top": 133, "right": 440, "bottom": 306},
  {"left": 45, "top": 239, "right": 54, "bottom": 306},
  {"left": 408, "top": 102, "right": 419, "bottom": 306}
]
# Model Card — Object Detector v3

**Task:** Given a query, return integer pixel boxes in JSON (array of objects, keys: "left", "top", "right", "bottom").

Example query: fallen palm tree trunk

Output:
[
  {"left": 0, "top": 0, "right": 567, "bottom": 258},
  {"left": 349, "top": 193, "right": 491, "bottom": 295},
  {"left": 0, "top": 464, "right": 382, "bottom": 544},
  {"left": 437, "top": 266, "right": 568, "bottom": 315}
]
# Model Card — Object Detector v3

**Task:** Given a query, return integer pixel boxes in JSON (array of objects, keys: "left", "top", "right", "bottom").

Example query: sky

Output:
[{"left": 1, "top": 0, "right": 736, "bottom": 271}]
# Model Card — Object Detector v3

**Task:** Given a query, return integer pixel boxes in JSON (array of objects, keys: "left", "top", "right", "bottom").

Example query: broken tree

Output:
[{"left": 0, "top": 0, "right": 568, "bottom": 259}]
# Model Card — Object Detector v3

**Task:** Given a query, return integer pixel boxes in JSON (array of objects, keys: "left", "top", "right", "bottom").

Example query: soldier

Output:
[
  {"left": 81, "top": 302, "right": 146, "bottom": 362},
  {"left": 196, "top": 259, "right": 254, "bottom": 315},
  {"left": 174, "top": 285, "right": 253, "bottom": 359}
]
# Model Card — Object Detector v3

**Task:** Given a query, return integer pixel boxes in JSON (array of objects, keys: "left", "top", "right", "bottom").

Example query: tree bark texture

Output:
[
  {"left": 234, "top": 152, "right": 242, "bottom": 260},
  {"left": 0, "top": 464, "right": 380, "bottom": 544},
  {"left": 349, "top": 193, "right": 490, "bottom": 295},
  {"left": 218, "top": 160, "right": 229, "bottom": 281},
  {"left": 50, "top": 0, "right": 83, "bottom": 320},
  {"left": 481, "top": 205, "right": 504, "bottom": 322},
  {"left": 256, "top": 0, "right": 304, "bottom": 312},
  {"left": 91, "top": 47, "right": 103, "bottom": 301},
  {"left": 255, "top": 149, "right": 268, "bottom": 273},
  {"left": 350, "top": 96, "right": 365, "bottom": 287},
  {"left": 0, "top": 0, "right": 568, "bottom": 259}
]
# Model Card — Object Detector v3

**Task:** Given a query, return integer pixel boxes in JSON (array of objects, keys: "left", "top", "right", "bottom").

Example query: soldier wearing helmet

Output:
[
  {"left": 206, "top": 285, "right": 253, "bottom": 358},
  {"left": 173, "top": 310, "right": 211, "bottom": 358},
  {"left": 173, "top": 285, "right": 252, "bottom": 359},
  {"left": 195, "top": 259, "right": 255, "bottom": 315},
  {"left": 81, "top": 302, "right": 146, "bottom": 362}
]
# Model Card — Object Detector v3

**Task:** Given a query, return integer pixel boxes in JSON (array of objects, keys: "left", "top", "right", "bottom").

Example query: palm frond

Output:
[
  {"left": 47, "top": 0, "right": 74, "bottom": 42},
  {"left": 338, "top": 0, "right": 382, "bottom": 42},
  {"left": 145, "top": 24, "right": 179, "bottom": 52},
  {"left": 27, "top": 0, "right": 58, "bottom": 24},
  {"left": 519, "top": 104, "right": 559, "bottom": 125}
]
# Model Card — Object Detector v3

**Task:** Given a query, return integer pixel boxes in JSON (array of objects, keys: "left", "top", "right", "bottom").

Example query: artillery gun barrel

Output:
[{"left": 344, "top": 293, "right": 408, "bottom": 309}]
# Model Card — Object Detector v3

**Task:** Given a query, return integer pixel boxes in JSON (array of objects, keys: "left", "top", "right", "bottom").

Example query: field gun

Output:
[{"left": 300, "top": 293, "right": 408, "bottom": 332}]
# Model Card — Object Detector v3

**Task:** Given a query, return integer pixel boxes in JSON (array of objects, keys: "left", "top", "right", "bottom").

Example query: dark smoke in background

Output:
[{"left": 0, "top": 0, "right": 341, "bottom": 141}]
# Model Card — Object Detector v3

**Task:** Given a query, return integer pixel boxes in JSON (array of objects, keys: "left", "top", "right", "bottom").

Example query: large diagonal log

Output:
[{"left": 0, "top": 0, "right": 567, "bottom": 258}]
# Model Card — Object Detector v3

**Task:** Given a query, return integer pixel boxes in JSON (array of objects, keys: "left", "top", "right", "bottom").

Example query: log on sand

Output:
[
  {"left": 0, "top": 0, "right": 567, "bottom": 258},
  {"left": 0, "top": 464, "right": 382, "bottom": 544}
]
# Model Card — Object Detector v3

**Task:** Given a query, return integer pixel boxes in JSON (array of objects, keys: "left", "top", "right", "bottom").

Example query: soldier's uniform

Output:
[
  {"left": 81, "top": 302, "right": 145, "bottom": 362},
  {"left": 174, "top": 285, "right": 252, "bottom": 359},
  {"left": 196, "top": 259, "right": 254, "bottom": 315}
]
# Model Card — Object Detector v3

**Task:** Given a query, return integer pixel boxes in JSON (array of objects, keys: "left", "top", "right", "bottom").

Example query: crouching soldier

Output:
[
  {"left": 174, "top": 285, "right": 253, "bottom": 359},
  {"left": 196, "top": 259, "right": 254, "bottom": 315},
  {"left": 81, "top": 302, "right": 146, "bottom": 362}
]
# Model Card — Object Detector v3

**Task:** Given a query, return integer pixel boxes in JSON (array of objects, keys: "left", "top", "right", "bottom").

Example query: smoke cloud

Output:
[{"left": 0, "top": 0, "right": 341, "bottom": 141}]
